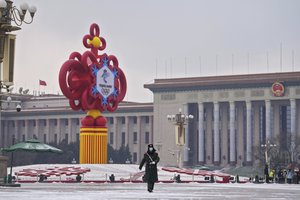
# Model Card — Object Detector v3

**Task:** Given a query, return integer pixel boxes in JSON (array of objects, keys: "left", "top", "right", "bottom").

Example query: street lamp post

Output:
[
  {"left": 167, "top": 108, "right": 193, "bottom": 168},
  {"left": 0, "top": 0, "right": 37, "bottom": 62},
  {"left": 0, "top": 0, "right": 36, "bottom": 139},
  {"left": 0, "top": 0, "right": 36, "bottom": 158},
  {"left": 0, "top": 0, "right": 37, "bottom": 95},
  {"left": 261, "top": 140, "right": 276, "bottom": 172}
]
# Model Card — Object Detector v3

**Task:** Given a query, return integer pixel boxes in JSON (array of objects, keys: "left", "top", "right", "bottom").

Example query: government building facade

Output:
[
  {"left": 145, "top": 72, "right": 300, "bottom": 167},
  {"left": 1, "top": 72, "right": 300, "bottom": 167},
  {"left": 0, "top": 96, "right": 153, "bottom": 164}
]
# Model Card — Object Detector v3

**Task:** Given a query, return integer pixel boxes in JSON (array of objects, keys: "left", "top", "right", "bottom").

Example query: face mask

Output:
[{"left": 149, "top": 147, "right": 153, "bottom": 151}]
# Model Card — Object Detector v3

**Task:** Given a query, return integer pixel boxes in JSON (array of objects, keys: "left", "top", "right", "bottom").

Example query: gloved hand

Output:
[{"left": 150, "top": 161, "right": 155, "bottom": 165}]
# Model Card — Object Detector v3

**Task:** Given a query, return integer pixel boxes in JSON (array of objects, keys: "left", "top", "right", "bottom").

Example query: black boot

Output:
[{"left": 147, "top": 182, "right": 154, "bottom": 192}]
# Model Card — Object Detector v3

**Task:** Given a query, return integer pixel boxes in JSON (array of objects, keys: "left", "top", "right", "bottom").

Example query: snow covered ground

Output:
[
  {"left": 1, "top": 182, "right": 300, "bottom": 199},
  {"left": 1, "top": 164, "right": 300, "bottom": 199}
]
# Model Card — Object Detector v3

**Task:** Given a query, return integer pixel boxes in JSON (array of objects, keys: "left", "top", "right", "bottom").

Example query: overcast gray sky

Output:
[{"left": 12, "top": 0, "right": 300, "bottom": 102}]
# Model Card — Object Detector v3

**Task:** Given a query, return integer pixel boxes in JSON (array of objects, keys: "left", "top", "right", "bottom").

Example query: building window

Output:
[
  {"left": 22, "top": 120, "right": 25, "bottom": 127},
  {"left": 109, "top": 117, "right": 114, "bottom": 124},
  {"left": 145, "top": 132, "right": 150, "bottom": 144},
  {"left": 110, "top": 132, "right": 114, "bottom": 144},
  {"left": 204, "top": 108, "right": 207, "bottom": 121},
  {"left": 12, "top": 121, "right": 15, "bottom": 127},
  {"left": 33, "top": 120, "right": 36, "bottom": 127},
  {"left": 133, "top": 117, "right": 137, "bottom": 124},
  {"left": 65, "top": 134, "right": 69, "bottom": 143},
  {"left": 121, "top": 117, "right": 125, "bottom": 124},
  {"left": 76, "top": 133, "right": 79, "bottom": 142},
  {"left": 133, "top": 152, "right": 137, "bottom": 163},
  {"left": 76, "top": 119, "right": 80, "bottom": 125},
  {"left": 65, "top": 119, "right": 69, "bottom": 126},
  {"left": 22, "top": 134, "right": 25, "bottom": 142},
  {"left": 54, "top": 119, "right": 57, "bottom": 126},
  {"left": 43, "top": 134, "right": 47, "bottom": 143},
  {"left": 54, "top": 134, "right": 58, "bottom": 143},
  {"left": 227, "top": 106, "right": 230, "bottom": 121},
  {"left": 133, "top": 132, "right": 137, "bottom": 144},
  {"left": 145, "top": 116, "right": 149, "bottom": 124},
  {"left": 235, "top": 108, "right": 238, "bottom": 120},
  {"left": 122, "top": 132, "right": 126, "bottom": 145},
  {"left": 43, "top": 119, "right": 47, "bottom": 126}
]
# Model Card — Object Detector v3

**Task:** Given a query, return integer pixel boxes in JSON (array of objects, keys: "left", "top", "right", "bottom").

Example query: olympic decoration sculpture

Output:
[{"left": 59, "top": 23, "right": 127, "bottom": 164}]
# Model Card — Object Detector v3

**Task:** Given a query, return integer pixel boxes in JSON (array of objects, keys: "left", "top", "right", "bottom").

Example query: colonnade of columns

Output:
[
  {"left": 0, "top": 118, "right": 80, "bottom": 147},
  {"left": 185, "top": 99, "right": 297, "bottom": 166}
]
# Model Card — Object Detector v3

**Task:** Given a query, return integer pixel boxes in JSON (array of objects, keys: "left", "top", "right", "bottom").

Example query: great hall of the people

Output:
[{"left": 1, "top": 71, "right": 300, "bottom": 167}]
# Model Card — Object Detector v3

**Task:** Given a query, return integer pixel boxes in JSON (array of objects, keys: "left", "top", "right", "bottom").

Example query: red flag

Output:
[{"left": 39, "top": 80, "right": 47, "bottom": 86}]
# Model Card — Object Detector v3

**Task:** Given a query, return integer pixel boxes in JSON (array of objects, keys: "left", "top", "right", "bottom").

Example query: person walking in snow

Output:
[{"left": 139, "top": 144, "right": 160, "bottom": 192}]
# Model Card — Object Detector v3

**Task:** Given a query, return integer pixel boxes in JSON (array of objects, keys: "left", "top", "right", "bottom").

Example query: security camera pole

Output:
[{"left": 167, "top": 108, "right": 193, "bottom": 168}]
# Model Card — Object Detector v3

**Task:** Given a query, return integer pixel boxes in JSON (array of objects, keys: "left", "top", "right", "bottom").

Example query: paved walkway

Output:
[{"left": 1, "top": 182, "right": 300, "bottom": 199}]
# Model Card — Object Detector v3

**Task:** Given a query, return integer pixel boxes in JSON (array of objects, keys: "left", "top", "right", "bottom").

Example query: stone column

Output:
[
  {"left": 68, "top": 118, "right": 72, "bottom": 143},
  {"left": 25, "top": 120, "right": 29, "bottom": 141},
  {"left": 0, "top": 120, "right": 3, "bottom": 147},
  {"left": 46, "top": 119, "right": 50, "bottom": 143},
  {"left": 125, "top": 116, "right": 130, "bottom": 146},
  {"left": 213, "top": 101, "right": 220, "bottom": 165},
  {"left": 57, "top": 119, "right": 61, "bottom": 143},
  {"left": 290, "top": 99, "right": 296, "bottom": 162},
  {"left": 205, "top": 105, "right": 213, "bottom": 165},
  {"left": 198, "top": 102, "right": 204, "bottom": 164},
  {"left": 150, "top": 116, "right": 154, "bottom": 144},
  {"left": 183, "top": 104, "right": 189, "bottom": 163},
  {"left": 113, "top": 117, "right": 118, "bottom": 149},
  {"left": 0, "top": 156, "right": 8, "bottom": 180},
  {"left": 220, "top": 104, "right": 229, "bottom": 166},
  {"left": 265, "top": 100, "right": 271, "bottom": 141},
  {"left": 3, "top": 121, "right": 9, "bottom": 145},
  {"left": 14, "top": 120, "right": 19, "bottom": 142},
  {"left": 35, "top": 119, "right": 39, "bottom": 140},
  {"left": 253, "top": 104, "right": 260, "bottom": 148},
  {"left": 246, "top": 101, "right": 252, "bottom": 165},
  {"left": 137, "top": 116, "right": 142, "bottom": 163},
  {"left": 229, "top": 101, "right": 236, "bottom": 165},
  {"left": 272, "top": 103, "right": 280, "bottom": 140}
]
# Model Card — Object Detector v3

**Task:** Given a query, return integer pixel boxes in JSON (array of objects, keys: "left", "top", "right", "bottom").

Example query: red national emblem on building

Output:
[{"left": 272, "top": 81, "right": 284, "bottom": 97}]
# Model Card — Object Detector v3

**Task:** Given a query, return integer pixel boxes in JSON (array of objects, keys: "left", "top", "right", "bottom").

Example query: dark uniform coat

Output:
[{"left": 139, "top": 150, "right": 160, "bottom": 182}]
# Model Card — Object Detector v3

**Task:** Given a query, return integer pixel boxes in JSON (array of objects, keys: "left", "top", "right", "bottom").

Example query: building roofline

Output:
[{"left": 144, "top": 71, "right": 300, "bottom": 92}]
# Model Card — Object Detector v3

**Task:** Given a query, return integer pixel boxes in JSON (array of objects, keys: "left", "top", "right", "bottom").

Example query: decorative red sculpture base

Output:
[{"left": 80, "top": 110, "right": 107, "bottom": 164}]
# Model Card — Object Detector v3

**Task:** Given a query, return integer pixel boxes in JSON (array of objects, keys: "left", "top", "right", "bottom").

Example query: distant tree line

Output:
[{"left": 107, "top": 144, "right": 132, "bottom": 164}]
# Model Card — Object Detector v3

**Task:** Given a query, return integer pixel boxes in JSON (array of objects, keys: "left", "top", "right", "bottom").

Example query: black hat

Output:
[{"left": 148, "top": 144, "right": 154, "bottom": 148}]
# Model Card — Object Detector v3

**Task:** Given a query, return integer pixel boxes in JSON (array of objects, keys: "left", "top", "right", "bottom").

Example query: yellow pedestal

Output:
[{"left": 80, "top": 127, "right": 107, "bottom": 164}]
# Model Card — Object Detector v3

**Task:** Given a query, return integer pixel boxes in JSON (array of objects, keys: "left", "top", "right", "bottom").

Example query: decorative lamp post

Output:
[
  {"left": 167, "top": 108, "right": 193, "bottom": 168},
  {"left": 59, "top": 23, "right": 127, "bottom": 164},
  {"left": 0, "top": 0, "right": 36, "bottom": 121},
  {"left": 0, "top": 0, "right": 37, "bottom": 62},
  {"left": 261, "top": 140, "right": 276, "bottom": 172}
]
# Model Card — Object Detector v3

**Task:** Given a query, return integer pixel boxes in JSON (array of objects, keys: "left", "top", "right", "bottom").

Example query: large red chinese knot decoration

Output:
[{"left": 59, "top": 23, "right": 127, "bottom": 115}]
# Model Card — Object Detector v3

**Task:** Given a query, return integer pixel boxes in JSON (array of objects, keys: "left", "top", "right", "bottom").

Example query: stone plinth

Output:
[{"left": 0, "top": 156, "right": 8, "bottom": 181}]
